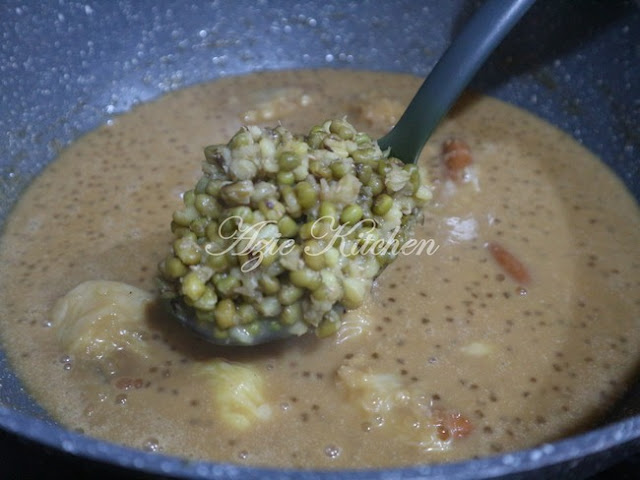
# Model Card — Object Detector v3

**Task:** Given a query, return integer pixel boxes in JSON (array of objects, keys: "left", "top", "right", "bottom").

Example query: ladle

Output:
[{"left": 171, "top": 0, "right": 536, "bottom": 345}]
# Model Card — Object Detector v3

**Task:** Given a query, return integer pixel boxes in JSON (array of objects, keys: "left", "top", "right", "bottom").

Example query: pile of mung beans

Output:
[{"left": 158, "top": 119, "right": 431, "bottom": 344}]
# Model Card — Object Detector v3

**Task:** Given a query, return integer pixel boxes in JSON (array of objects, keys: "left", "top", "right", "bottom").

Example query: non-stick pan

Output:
[{"left": 1, "top": 1, "right": 638, "bottom": 478}]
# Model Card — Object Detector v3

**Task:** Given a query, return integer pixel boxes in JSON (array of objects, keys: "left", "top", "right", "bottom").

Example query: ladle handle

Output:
[{"left": 378, "top": 0, "right": 536, "bottom": 163}]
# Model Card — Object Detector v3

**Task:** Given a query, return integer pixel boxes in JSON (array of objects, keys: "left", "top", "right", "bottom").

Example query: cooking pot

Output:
[{"left": 1, "top": 0, "right": 638, "bottom": 478}]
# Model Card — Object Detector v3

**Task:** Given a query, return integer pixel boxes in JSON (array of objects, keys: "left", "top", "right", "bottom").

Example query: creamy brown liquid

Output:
[{"left": 1, "top": 70, "right": 639, "bottom": 468}]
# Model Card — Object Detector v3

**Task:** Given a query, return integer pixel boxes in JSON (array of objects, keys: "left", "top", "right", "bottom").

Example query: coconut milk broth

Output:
[{"left": 0, "top": 70, "right": 639, "bottom": 468}]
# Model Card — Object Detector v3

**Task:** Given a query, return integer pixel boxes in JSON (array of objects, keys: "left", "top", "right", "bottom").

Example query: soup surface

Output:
[{"left": 0, "top": 69, "right": 639, "bottom": 469}]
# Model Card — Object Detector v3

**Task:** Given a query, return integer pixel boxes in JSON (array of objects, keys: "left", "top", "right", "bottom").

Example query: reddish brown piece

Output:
[
  {"left": 488, "top": 242, "right": 531, "bottom": 285},
  {"left": 442, "top": 138, "right": 473, "bottom": 181},
  {"left": 433, "top": 409, "right": 474, "bottom": 441}
]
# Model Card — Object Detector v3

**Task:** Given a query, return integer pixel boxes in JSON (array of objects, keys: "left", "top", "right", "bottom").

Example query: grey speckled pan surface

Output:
[{"left": 0, "top": 1, "right": 638, "bottom": 478}]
